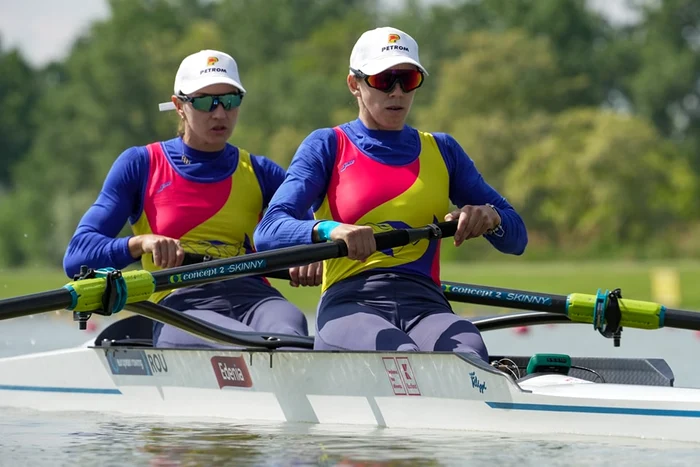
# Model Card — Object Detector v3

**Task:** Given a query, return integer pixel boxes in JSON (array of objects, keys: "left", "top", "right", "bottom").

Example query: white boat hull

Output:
[{"left": 1, "top": 345, "right": 700, "bottom": 442}]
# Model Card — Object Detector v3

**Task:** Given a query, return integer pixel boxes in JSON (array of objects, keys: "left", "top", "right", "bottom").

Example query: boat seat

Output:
[{"left": 94, "top": 315, "right": 155, "bottom": 347}]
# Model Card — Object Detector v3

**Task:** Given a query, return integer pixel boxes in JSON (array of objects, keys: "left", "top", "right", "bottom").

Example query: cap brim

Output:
[
  {"left": 159, "top": 102, "right": 177, "bottom": 112},
  {"left": 359, "top": 56, "right": 428, "bottom": 76},
  {"left": 179, "top": 76, "right": 246, "bottom": 95}
]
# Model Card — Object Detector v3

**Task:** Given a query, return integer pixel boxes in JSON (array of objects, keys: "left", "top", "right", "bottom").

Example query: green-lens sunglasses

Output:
[{"left": 178, "top": 93, "right": 243, "bottom": 112}]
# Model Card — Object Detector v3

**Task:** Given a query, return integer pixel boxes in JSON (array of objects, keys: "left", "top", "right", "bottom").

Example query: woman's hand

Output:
[
  {"left": 128, "top": 234, "right": 185, "bottom": 269},
  {"left": 314, "top": 222, "right": 376, "bottom": 262},
  {"left": 445, "top": 205, "right": 501, "bottom": 247},
  {"left": 288, "top": 261, "right": 324, "bottom": 287}
]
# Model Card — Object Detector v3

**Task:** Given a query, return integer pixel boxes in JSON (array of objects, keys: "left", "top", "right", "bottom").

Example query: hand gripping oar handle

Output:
[
  {"left": 182, "top": 222, "right": 455, "bottom": 282},
  {"left": 0, "top": 221, "right": 456, "bottom": 320}
]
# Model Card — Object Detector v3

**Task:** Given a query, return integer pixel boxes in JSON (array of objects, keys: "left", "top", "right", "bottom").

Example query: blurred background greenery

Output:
[{"left": 1, "top": 0, "right": 699, "bottom": 312}]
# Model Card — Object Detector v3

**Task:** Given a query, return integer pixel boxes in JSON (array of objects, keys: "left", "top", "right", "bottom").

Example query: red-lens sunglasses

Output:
[{"left": 351, "top": 67, "right": 425, "bottom": 93}]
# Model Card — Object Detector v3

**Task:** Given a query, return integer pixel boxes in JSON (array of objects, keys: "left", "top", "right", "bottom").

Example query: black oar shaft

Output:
[
  {"left": 0, "top": 289, "right": 74, "bottom": 320},
  {"left": 443, "top": 280, "right": 700, "bottom": 333},
  {"left": 471, "top": 311, "right": 571, "bottom": 331},
  {"left": 0, "top": 222, "right": 456, "bottom": 321},
  {"left": 152, "top": 222, "right": 456, "bottom": 291},
  {"left": 662, "top": 308, "right": 700, "bottom": 331},
  {"left": 442, "top": 281, "right": 569, "bottom": 313},
  {"left": 153, "top": 242, "right": 345, "bottom": 290},
  {"left": 127, "top": 302, "right": 314, "bottom": 349}
]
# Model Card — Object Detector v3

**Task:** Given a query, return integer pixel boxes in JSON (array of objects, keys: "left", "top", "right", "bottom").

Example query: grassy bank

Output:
[{"left": 2, "top": 260, "right": 700, "bottom": 315}]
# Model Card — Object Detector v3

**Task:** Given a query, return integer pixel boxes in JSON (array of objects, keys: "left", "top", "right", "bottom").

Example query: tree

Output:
[
  {"left": 215, "top": 1, "right": 376, "bottom": 163},
  {"left": 416, "top": 29, "right": 585, "bottom": 187},
  {"left": 10, "top": 0, "right": 222, "bottom": 265},
  {"left": 0, "top": 46, "right": 37, "bottom": 189},
  {"left": 504, "top": 108, "right": 695, "bottom": 250},
  {"left": 606, "top": 0, "right": 700, "bottom": 166}
]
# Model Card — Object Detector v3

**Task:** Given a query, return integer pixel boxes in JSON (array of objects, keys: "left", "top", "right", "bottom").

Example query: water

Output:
[{"left": 2, "top": 314, "right": 700, "bottom": 466}]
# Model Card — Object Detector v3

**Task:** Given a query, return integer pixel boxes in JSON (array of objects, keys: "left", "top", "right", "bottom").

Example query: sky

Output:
[
  {"left": 0, "top": 0, "right": 111, "bottom": 67},
  {"left": 0, "top": 0, "right": 638, "bottom": 68}
]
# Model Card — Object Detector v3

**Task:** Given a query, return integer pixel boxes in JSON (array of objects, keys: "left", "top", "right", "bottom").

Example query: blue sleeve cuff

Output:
[
  {"left": 316, "top": 221, "right": 340, "bottom": 241},
  {"left": 111, "top": 236, "right": 136, "bottom": 268}
]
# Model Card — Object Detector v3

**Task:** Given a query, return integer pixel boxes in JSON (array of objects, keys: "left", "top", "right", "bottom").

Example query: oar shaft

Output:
[
  {"left": 152, "top": 222, "right": 456, "bottom": 291},
  {"left": 471, "top": 311, "right": 571, "bottom": 331},
  {"left": 0, "top": 289, "right": 74, "bottom": 320},
  {"left": 443, "top": 280, "right": 700, "bottom": 332},
  {"left": 0, "top": 221, "right": 456, "bottom": 320},
  {"left": 153, "top": 242, "right": 344, "bottom": 291},
  {"left": 442, "top": 282, "right": 569, "bottom": 313},
  {"left": 662, "top": 308, "right": 700, "bottom": 331},
  {"left": 126, "top": 302, "right": 314, "bottom": 349}
]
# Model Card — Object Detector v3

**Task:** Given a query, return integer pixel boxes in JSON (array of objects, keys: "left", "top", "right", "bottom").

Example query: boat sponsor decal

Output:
[
  {"left": 211, "top": 356, "right": 253, "bottom": 388},
  {"left": 105, "top": 349, "right": 170, "bottom": 376},
  {"left": 168, "top": 259, "right": 267, "bottom": 284},
  {"left": 382, "top": 357, "right": 421, "bottom": 396},
  {"left": 106, "top": 349, "right": 152, "bottom": 375},
  {"left": 144, "top": 350, "right": 168, "bottom": 374},
  {"left": 469, "top": 371, "right": 487, "bottom": 394},
  {"left": 442, "top": 284, "right": 552, "bottom": 307}
]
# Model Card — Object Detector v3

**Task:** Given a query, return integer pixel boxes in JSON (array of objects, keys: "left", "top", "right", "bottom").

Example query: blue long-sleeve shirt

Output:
[
  {"left": 63, "top": 137, "right": 293, "bottom": 278},
  {"left": 254, "top": 119, "right": 527, "bottom": 255}
]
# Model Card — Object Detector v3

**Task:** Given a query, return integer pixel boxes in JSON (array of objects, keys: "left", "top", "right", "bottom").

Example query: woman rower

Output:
[
  {"left": 254, "top": 28, "right": 528, "bottom": 359},
  {"left": 64, "top": 49, "right": 319, "bottom": 348}
]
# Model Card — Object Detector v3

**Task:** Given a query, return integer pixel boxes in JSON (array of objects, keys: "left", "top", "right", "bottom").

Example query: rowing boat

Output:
[
  {"left": 2, "top": 222, "right": 700, "bottom": 443},
  {"left": 2, "top": 315, "right": 699, "bottom": 442}
]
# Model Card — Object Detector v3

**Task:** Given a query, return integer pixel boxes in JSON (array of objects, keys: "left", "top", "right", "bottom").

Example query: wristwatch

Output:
[{"left": 485, "top": 204, "right": 505, "bottom": 237}]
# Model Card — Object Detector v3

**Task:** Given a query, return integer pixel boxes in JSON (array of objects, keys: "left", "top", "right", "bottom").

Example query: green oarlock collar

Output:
[
  {"left": 566, "top": 293, "right": 664, "bottom": 330},
  {"left": 64, "top": 270, "right": 155, "bottom": 313}
]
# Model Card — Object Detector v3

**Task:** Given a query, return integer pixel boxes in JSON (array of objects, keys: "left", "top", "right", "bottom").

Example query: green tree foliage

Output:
[
  {"left": 504, "top": 108, "right": 695, "bottom": 250},
  {"left": 473, "top": 0, "right": 612, "bottom": 105},
  {"left": 0, "top": 46, "right": 37, "bottom": 189},
  {"left": 416, "top": 30, "right": 584, "bottom": 187},
  {"left": 602, "top": 0, "right": 700, "bottom": 178},
  {"left": 9, "top": 0, "right": 223, "bottom": 265}
]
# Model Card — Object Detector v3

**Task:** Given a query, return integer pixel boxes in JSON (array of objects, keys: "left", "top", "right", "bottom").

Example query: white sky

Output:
[
  {"left": 0, "top": 0, "right": 637, "bottom": 68},
  {"left": 0, "top": 0, "right": 110, "bottom": 66}
]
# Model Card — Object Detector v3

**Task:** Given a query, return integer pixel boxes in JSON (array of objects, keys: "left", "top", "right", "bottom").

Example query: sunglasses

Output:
[
  {"left": 351, "top": 68, "right": 424, "bottom": 93},
  {"left": 178, "top": 93, "right": 243, "bottom": 112}
]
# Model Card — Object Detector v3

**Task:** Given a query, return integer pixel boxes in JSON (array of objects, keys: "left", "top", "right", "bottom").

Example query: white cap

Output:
[
  {"left": 349, "top": 27, "right": 428, "bottom": 76},
  {"left": 158, "top": 49, "right": 246, "bottom": 112}
]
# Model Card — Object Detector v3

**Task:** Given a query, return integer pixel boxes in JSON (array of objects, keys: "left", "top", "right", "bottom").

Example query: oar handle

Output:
[
  {"left": 183, "top": 221, "right": 458, "bottom": 282},
  {"left": 152, "top": 221, "right": 456, "bottom": 295},
  {"left": 374, "top": 221, "right": 456, "bottom": 251}
]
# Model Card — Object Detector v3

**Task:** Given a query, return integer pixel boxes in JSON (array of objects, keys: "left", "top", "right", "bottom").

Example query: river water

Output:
[{"left": 1, "top": 313, "right": 700, "bottom": 466}]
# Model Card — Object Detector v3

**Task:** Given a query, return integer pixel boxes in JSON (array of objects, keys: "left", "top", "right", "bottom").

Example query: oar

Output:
[
  {"left": 125, "top": 301, "right": 315, "bottom": 349},
  {"left": 0, "top": 221, "right": 456, "bottom": 321},
  {"left": 470, "top": 311, "right": 571, "bottom": 331},
  {"left": 259, "top": 271, "right": 699, "bottom": 335},
  {"left": 441, "top": 281, "right": 700, "bottom": 339}
]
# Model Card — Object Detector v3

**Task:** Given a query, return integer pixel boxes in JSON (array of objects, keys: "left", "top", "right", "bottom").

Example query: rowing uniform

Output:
[
  {"left": 254, "top": 119, "right": 528, "bottom": 359},
  {"left": 63, "top": 137, "right": 308, "bottom": 347}
]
